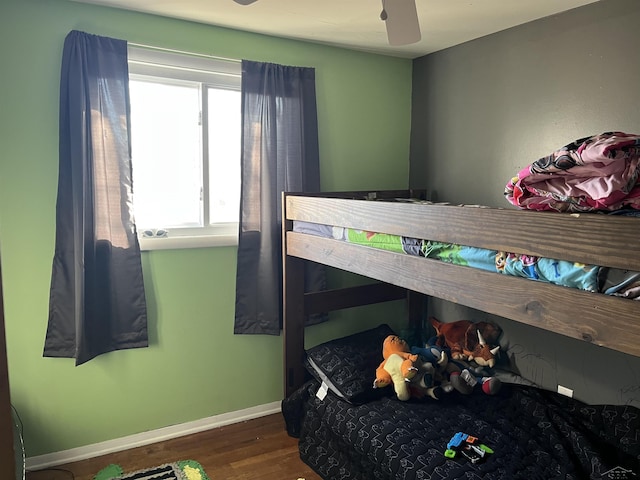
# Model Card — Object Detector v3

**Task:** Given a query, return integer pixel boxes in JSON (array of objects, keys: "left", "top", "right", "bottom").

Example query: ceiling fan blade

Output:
[
  {"left": 381, "top": 0, "right": 421, "bottom": 46},
  {"left": 233, "top": 0, "right": 258, "bottom": 5}
]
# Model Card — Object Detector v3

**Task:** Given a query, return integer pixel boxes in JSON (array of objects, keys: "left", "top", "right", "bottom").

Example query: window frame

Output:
[{"left": 127, "top": 46, "right": 242, "bottom": 251}]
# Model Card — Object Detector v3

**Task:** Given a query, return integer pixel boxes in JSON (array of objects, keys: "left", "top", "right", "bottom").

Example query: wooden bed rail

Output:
[
  {"left": 284, "top": 195, "right": 640, "bottom": 272},
  {"left": 286, "top": 232, "right": 640, "bottom": 356}
]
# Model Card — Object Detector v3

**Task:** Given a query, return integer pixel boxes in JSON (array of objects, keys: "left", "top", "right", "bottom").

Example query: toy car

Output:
[{"left": 444, "top": 432, "right": 493, "bottom": 464}]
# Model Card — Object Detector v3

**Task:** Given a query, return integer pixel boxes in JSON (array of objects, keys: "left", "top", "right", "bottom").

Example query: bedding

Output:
[
  {"left": 282, "top": 326, "right": 640, "bottom": 480},
  {"left": 505, "top": 131, "right": 640, "bottom": 212},
  {"left": 292, "top": 219, "right": 640, "bottom": 298},
  {"left": 304, "top": 323, "right": 395, "bottom": 405}
]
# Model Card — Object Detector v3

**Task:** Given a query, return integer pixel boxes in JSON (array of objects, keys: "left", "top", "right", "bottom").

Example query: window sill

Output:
[{"left": 139, "top": 233, "right": 238, "bottom": 251}]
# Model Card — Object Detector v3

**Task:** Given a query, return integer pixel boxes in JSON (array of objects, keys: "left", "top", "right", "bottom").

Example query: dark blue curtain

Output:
[
  {"left": 44, "top": 30, "right": 148, "bottom": 365},
  {"left": 234, "top": 60, "right": 326, "bottom": 335}
]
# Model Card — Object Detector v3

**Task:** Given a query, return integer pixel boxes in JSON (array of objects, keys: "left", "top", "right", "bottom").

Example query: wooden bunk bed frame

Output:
[{"left": 282, "top": 190, "right": 640, "bottom": 398}]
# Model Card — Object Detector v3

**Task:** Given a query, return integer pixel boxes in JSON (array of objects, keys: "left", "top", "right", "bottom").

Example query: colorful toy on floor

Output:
[{"left": 444, "top": 432, "right": 494, "bottom": 464}]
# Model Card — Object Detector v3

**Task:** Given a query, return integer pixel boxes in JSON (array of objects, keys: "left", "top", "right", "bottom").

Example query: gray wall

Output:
[{"left": 410, "top": 0, "right": 640, "bottom": 406}]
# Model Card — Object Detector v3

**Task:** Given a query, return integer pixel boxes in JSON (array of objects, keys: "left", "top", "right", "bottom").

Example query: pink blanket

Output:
[{"left": 505, "top": 132, "right": 640, "bottom": 212}]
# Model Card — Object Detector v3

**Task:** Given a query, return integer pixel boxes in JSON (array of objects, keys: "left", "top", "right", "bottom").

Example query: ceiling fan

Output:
[{"left": 232, "top": 0, "right": 422, "bottom": 46}]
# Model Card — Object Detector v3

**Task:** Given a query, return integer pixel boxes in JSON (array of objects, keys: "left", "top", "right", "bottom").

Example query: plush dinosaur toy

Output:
[
  {"left": 430, "top": 317, "right": 501, "bottom": 368},
  {"left": 373, "top": 335, "right": 419, "bottom": 401}
]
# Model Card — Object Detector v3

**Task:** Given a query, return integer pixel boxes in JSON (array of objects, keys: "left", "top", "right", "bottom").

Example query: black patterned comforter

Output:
[{"left": 283, "top": 381, "right": 640, "bottom": 480}]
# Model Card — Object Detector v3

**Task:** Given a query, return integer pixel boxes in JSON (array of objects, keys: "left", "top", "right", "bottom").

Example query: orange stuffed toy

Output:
[{"left": 373, "top": 335, "right": 419, "bottom": 401}]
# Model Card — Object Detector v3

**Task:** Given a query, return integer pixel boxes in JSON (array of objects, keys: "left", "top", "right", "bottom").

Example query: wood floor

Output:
[{"left": 25, "top": 413, "right": 323, "bottom": 480}]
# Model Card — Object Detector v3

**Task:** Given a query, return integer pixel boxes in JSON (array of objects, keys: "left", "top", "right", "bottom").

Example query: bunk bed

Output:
[{"left": 281, "top": 190, "right": 640, "bottom": 480}]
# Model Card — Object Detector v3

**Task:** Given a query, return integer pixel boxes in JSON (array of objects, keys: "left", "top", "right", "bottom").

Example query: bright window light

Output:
[{"left": 127, "top": 46, "right": 242, "bottom": 250}]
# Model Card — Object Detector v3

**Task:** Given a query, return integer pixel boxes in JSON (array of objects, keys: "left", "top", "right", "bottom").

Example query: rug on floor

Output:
[{"left": 93, "top": 459, "right": 210, "bottom": 480}]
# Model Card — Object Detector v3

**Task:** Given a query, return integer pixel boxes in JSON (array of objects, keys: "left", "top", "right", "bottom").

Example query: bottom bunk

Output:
[{"left": 282, "top": 325, "right": 640, "bottom": 480}]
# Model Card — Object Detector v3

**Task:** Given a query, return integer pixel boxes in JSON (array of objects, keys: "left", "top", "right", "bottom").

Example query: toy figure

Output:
[
  {"left": 373, "top": 335, "right": 419, "bottom": 401},
  {"left": 450, "top": 362, "right": 502, "bottom": 395},
  {"left": 412, "top": 334, "right": 502, "bottom": 396},
  {"left": 410, "top": 342, "right": 474, "bottom": 397}
]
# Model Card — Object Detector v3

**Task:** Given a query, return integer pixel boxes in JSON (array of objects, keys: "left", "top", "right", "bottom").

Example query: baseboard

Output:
[{"left": 26, "top": 401, "right": 282, "bottom": 471}]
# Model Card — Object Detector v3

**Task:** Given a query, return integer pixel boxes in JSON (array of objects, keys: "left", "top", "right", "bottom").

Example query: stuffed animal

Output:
[
  {"left": 374, "top": 353, "right": 416, "bottom": 401},
  {"left": 412, "top": 341, "right": 503, "bottom": 396},
  {"left": 407, "top": 346, "right": 445, "bottom": 400},
  {"left": 430, "top": 317, "right": 501, "bottom": 368},
  {"left": 382, "top": 335, "right": 417, "bottom": 363},
  {"left": 449, "top": 358, "right": 502, "bottom": 395},
  {"left": 411, "top": 342, "right": 474, "bottom": 397},
  {"left": 373, "top": 335, "right": 419, "bottom": 401}
]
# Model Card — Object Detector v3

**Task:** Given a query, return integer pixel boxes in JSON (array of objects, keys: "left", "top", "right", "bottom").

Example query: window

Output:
[{"left": 127, "top": 46, "right": 242, "bottom": 250}]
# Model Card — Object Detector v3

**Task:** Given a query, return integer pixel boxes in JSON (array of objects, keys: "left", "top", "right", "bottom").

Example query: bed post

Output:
[
  {"left": 282, "top": 193, "right": 307, "bottom": 398},
  {"left": 407, "top": 290, "right": 428, "bottom": 344}
]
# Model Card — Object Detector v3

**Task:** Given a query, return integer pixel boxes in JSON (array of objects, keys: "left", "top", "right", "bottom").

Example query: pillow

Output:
[{"left": 305, "top": 323, "right": 395, "bottom": 405}]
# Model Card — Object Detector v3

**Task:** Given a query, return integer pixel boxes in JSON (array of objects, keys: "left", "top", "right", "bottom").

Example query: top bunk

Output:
[{"left": 282, "top": 190, "right": 640, "bottom": 371}]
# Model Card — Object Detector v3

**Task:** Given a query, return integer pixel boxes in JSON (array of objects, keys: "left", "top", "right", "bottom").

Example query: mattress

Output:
[
  {"left": 282, "top": 325, "right": 640, "bottom": 480},
  {"left": 286, "top": 380, "right": 639, "bottom": 480}
]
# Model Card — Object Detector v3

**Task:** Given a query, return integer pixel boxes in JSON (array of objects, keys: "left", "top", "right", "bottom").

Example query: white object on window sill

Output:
[{"left": 139, "top": 233, "right": 237, "bottom": 251}]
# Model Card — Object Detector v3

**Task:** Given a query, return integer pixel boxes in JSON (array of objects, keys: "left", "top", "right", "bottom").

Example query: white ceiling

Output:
[{"left": 72, "top": 0, "right": 601, "bottom": 58}]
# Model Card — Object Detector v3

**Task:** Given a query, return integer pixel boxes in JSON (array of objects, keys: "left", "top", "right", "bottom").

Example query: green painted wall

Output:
[{"left": 0, "top": 0, "right": 412, "bottom": 456}]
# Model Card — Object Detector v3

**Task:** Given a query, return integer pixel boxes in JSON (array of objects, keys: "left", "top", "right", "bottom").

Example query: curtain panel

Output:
[
  {"left": 44, "top": 30, "right": 148, "bottom": 365},
  {"left": 234, "top": 60, "right": 326, "bottom": 335}
]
